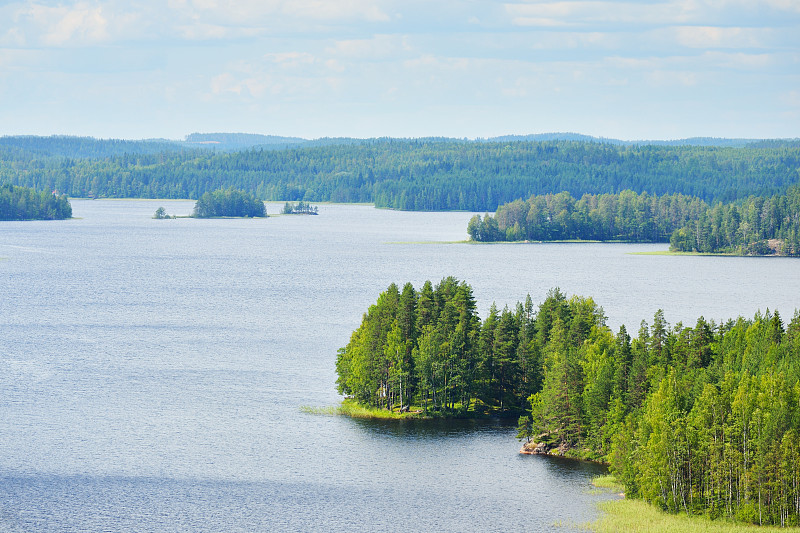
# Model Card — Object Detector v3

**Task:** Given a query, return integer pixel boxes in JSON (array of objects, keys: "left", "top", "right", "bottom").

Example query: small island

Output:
[
  {"left": 192, "top": 188, "right": 267, "bottom": 218},
  {"left": 281, "top": 200, "right": 318, "bottom": 215},
  {"left": 336, "top": 277, "right": 800, "bottom": 527},
  {"left": 0, "top": 183, "right": 72, "bottom": 221},
  {"left": 152, "top": 206, "right": 174, "bottom": 219}
]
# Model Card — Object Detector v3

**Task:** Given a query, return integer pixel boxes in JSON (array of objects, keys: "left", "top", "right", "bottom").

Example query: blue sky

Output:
[{"left": 0, "top": 0, "right": 798, "bottom": 140}]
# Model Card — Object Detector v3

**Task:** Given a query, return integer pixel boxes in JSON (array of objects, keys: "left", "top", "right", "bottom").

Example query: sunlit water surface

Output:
[{"left": 2, "top": 200, "right": 798, "bottom": 531}]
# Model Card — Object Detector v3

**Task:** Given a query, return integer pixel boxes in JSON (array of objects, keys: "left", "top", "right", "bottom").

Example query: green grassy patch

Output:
[
  {"left": 629, "top": 250, "right": 733, "bottom": 256},
  {"left": 591, "top": 498, "right": 795, "bottom": 532},
  {"left": 591, "top": 474, "right": 624, "bottom": 492},
  {"left": 301, "top": 400, "right": 429, "bottom": 420}
]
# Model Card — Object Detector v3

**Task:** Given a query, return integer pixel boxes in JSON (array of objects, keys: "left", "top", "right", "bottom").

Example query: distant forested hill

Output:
[
  {"left": 0, "top": 135, "right": 191, "bottom": 159},
  {"left": 2, "top": 136, "right": 798, "bottom": 210}
]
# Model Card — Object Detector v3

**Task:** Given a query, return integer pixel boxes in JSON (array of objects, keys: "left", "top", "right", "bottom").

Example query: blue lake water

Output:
[{"left": 2, "top": 200, "right": 798, "bottom": 531}]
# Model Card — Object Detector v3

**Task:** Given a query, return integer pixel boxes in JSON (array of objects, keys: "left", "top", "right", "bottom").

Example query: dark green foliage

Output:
[
  {"left": 669, "top": 186, "right": 800, "bottom": 255},
  {"left": 0, "top": 135, "right": 190, "bottom": 158},
  {"left": 336, "top": 280, "right": 800, "bottom": 526},
  {"left": 335, "top": 280, "right": 605, "bottom": 417},
  {"left": 192, "top": 188, "right": 266, "bottom": 218},
  {"left": 0, "top": 183, "right": 72, "bottom": 220},
  {"left": 469, "top": 190, "right": 706, "bottom": 242},
  {"left": 3, "top": 139, "right": 799, "bottom": 211},
  {"left": 472, "top": 186, "right": 800, "bottom": 256}
]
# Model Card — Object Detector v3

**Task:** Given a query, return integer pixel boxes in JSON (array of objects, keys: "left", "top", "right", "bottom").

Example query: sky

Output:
[{"left": 0, "top": 0, "right": 798, "bottom": 141}]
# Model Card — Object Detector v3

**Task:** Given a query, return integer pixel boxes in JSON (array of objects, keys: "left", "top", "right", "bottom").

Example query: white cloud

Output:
[
  {"left": 264, "top": 52, "right": 317, "bottom": 67},
  {"left": 503, "top": 0, "right": 800, "bottom": 28},
  {"left": 0, "top": 1, "right": 148, "bottom": 47},
  {"left": 283, "top": 0, "right": 391, "bottom": 22},
  {"left": 24, "top": 2, "right": 110, "bottom": 46},
  {"left": 504, "top": 1, "right": 695, "bottom": 28},
  {"left": 671, "top": 26, "right": 773, "bottom": 49},
  {"left": 326, "top": 35, "right": 411, "bottom": 60}
]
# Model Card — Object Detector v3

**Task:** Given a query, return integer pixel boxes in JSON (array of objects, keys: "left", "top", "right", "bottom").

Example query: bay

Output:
[{"left": 1, "top": 200, "right": 798, "bottom": 532}]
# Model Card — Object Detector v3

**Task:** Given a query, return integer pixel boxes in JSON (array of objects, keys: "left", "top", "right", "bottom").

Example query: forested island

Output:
[
  {"left": 468, "top": 186, "right": 800, "bottom": 256},
  {"left": 0, "top": 183, "right": 72, "bottom": 220},
  {"left": 281, "top": 201, "right": 318, "bottom": 215},
  {"left": 335, "top": 278, "right": 800, "bottom": 527},
  {"left": 192, "top": 188, "right": 266, "bottom": 218},
  {"left": 2, "top": 135, "right": 798, "bottom": 212}
]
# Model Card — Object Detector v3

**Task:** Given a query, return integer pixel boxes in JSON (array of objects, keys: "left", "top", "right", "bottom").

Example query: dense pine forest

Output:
[
  {"left": 2, "top": 137, "right": 799, "bottom": 211},
  {"left": 0, "top": 183, "right": 72, "bottom": 220},
  {"left": 335, "top": 278, "right": 800, "bottom": 527},
  {"left": 467, "top": 190, "right": 707, "bottom": 242},
  {"left": 670, "top": 186, "right": 800, "bottom": 255},
  {"left": 191, "top": 188, "right": 266, "bottom": 218},
  {"left": 468, "top": 187, "right": 800, "bottom": 255}
]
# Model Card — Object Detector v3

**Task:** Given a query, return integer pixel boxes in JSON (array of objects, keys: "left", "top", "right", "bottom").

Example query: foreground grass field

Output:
[{"left": 591, "top": 496, "right": 797, "bottom": 532}]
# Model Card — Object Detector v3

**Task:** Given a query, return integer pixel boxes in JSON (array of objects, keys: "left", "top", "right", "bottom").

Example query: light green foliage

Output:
[{"left": 337, "top": 280, "right": 800, "bottom": 526}]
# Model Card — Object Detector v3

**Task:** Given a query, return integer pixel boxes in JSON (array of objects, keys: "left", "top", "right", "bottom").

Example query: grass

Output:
[
  {"left": 588, "top": 480, "right": 798, "bottom": 533},
  {"left": 591, "top": 499, "right": 799, "bottom": 532},
  {"left": 301, "top": 399, "right": 429, "bottom": 420},
  {"left": 591, "top": 474, "right": 624, "bottom": 492},
  {"left": 629, "top": 250, "right": 734, "bottom": 256}
]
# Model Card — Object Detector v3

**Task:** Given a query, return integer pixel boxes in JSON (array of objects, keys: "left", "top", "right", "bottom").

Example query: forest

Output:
[
  {"left": 0, "top": 183, "right": 72, "bottom": 220},
  {"left": 669, "top": 186, "right": 800, "bottom": 255},
  {"left": 467, "top": 185, "right": 800, "bottom": 256},
  {"left": 335, "top": 278, "right": 800, "bottom": 526},
  {"left": 468, "top": 186, "right": 800, "bottom": 256},
  {"left": 2, "top": 137, "right": 799, "bottom": 212},
  {"left": 192, "top": 188, "right": 266, "bottom": 218},
  {"left": 467, "top": 190, "right": 707, "bottom": 242}
]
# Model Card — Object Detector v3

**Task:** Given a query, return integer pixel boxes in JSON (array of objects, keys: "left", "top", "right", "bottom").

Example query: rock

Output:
[
  {"left": 519, "top": 435, "right": 572, "bottom": 456},
  {"left": 520, "top": 439, "right": 553, "bottom": 455}
]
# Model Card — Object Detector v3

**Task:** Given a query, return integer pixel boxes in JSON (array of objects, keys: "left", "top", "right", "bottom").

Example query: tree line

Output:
[
  {"left": 3, "top": 139, "right": 799, "bottom": 211},
  {"left": 335, "top": 277, "right": 546, "bottom": 414},
  {"left": 670, "top": 185, "right": 800, "bottom": 255},
  {"left": 0, "top": 183, "right": 72, "bottom": 220},
  {"left": 469, "top": 186, "right": 800, "bottom": 256},
  {"left": 467, "top": 190, "right": 707, "bottom": 242},
  {"left": 335, "top": 278, "right": 800, "bottom": 526}
]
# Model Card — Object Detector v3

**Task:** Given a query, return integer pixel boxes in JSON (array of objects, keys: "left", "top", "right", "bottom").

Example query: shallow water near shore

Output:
[{"left": 2, "top": 200, "right": 799, "bottom": 532}]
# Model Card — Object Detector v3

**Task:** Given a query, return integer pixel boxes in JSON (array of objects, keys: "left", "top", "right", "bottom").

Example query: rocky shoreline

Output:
[{"left": 519, "top": 438, "right": 571, "bottom": 456}]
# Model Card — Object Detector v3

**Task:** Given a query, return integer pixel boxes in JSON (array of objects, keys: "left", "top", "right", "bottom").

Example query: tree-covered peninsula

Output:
[
  {"left": 0, "top": 183, "right": 72, "bottom": 220},
  {"left": 467, "top": 190, "right": 705, "bottom": 243},
  {"left": 669, "top": 185, "right": 800, "bottom": 255},
  {"left": 192, "top": 188, "right": 266, "bottom": 218},
  {"left": 468, "top": 186, "right": 800, "bottom": 256},
  {"left": 336, "top": 278, "right": 800, "bottom": 527}
]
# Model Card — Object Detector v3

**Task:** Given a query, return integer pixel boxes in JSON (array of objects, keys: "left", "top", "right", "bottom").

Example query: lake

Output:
[{"left": 2, "top": 200, "right": 798, "bottom": 532}]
